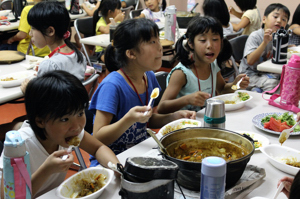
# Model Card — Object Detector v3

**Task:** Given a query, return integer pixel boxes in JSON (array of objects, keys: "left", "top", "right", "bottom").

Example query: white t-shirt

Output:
[
  {"left": 223, "top": 22, "right": 234, "bottom": 35},
  {"left": 0, "top": 121, "right": 85, "bottom": 197},
  {"left": 141, "top": 8, "right": 165, "bottom": 23}
]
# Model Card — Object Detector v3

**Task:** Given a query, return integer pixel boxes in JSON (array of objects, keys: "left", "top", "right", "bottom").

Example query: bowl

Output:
[
  {"left": 176, "top": 11, "right": 200, "bottom": 28},
  {"left": 0, "top": 10, "right": 10, "bottom": 17},
  {"left": 287, "top": 47, "right": 300, "bottom": 59},
  {"left": 0, "top": 71, "right": 36, "bottom": 88},
  {"left": 56, "top": 167, "right": 114, "bottom": 199},
  {"left": 211, "top": 92, "right": 253, "bottom": 111},
  {"left": 260, "top": 144, "right": 300, "bottom": 175},
  {"left": 157, "top": 118, "right": 201, "bottom": 139}
]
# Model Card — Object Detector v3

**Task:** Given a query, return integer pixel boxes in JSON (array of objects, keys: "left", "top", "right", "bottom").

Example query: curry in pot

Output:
[{"left": 167, "top": 138, "right": 248, "bottom": 163}]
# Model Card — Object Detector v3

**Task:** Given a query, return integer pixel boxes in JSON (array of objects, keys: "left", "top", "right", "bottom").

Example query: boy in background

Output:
[{"left": 239, "top": 3, "right": 290, "bottom": 93}]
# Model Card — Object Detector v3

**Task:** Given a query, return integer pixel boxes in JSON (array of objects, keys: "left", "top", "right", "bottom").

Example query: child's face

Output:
[
  {"left": 29, "top": 27, "right": 47, "bottom": 49},
  {"left": 145, "top": 0, "right": 160, "bottom": 11},
  {"left": 190, "top": 29, "right": 222, "bottom": 65},
  {"left": 263, "top": 9, "right": 289, "bottom": 32},
  {"left": 38, "top": 110, "right": 86, "bottom": 148},
  {"left": 111, "top": 8, "right": 121, "bottom": 18},
  {"left": 134, "top": 36, "right": 162, "bottom": 71}
]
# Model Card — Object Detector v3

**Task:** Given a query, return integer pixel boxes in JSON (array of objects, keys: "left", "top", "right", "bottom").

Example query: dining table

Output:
[{"left": 37, "top": 91, "right": 300, "bottom": 199}]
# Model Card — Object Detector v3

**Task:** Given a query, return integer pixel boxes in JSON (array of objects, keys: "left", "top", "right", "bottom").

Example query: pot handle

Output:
[{"left": 241, "top": 133, "right": 255, "bottom": 143}]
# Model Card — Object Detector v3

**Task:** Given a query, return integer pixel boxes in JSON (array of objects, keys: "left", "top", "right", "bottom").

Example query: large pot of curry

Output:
[{"left": 159, "top": 127, "right": 255, "bottom": 191}]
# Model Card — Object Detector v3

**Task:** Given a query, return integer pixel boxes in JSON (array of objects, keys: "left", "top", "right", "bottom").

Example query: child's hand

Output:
[
  {"left": 278, "top": 177, "right": 293, "bottom": 198},
  {"left": 20, "top": 78, "right": 31, "bottom": 94},
  {"left": 228, "top": 6, "right": 236, "bottom": 15},
  {"left": 41, "top": 150, "right": 74, "bottom": 175},
  {"left": 114, "top": 12, "right": 125, "bottom": 23},
  {"left": 263, "top": 29, "right": 274, "bottom": 44},
  {"left": 172, "top": 110, "right": 196, "bottom": 120},
  {"left": 233, "top": 74, "right": 249, "bottom": 89},
  {"left": 188, "top": 92, "right": 211, "bottom": 107},
  {"left": 126, "top": 106, "right": 152, "bottom": 124}
]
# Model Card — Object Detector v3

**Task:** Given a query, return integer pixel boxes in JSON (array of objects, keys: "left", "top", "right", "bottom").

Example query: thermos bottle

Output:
[
  {"left": 164, "top": 5, "right": 177, "bottom": 42},
  {"left": 272, "top": 27, "right": 290, "bottom": 64},
  {"left": 3, "top": 131, "right": 31, "bottom": 199},
  {"left": 204, "top": 99, "right": 226, "bottom": 128},
  {"left": 200, "top": 157, "right": 226, "bottom": 199}
]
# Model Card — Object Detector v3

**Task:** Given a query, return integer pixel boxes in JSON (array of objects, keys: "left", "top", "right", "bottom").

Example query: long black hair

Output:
[
  {"left": 233, "top": 0, "right": 256, "bottom": 11},
  {"left": 203, "top": 0, "right": 230, "bottom": 27},
  {"left": 173, "top": 16, "right": 224, "bottom": 68},
  {"left": 104, "top": 18, "right": 159, "bottom": 72},
  {"left": 93, "top": 0, "right": 121, "bottom": 33},
  {"left": 28, "top": 2, "right": 84, "bottom": 63},
  {"left": 291, "top": 4, "right": 300, "bottom": 25},
  {"left": 25, "top": 70, "right": 89, "bottom": 140}
]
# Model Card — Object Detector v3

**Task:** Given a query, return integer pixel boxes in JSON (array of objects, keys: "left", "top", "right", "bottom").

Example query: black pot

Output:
[
  {"left": 159, "top": 127, "right": 255, "bottom": 191},
  {"left": 176, "top": 11, "right": 200, "bottom": 28}
]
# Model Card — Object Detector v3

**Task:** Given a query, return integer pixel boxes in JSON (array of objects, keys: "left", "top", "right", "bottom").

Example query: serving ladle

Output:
[
  {"left": 146, "top": 129, "right": 170, "bottom": 156},
  {"left": 143, "top": 87, "right": 159, "bottom": 115}
]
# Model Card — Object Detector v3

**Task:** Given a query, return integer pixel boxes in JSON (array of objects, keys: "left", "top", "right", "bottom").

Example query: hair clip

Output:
[
  {"left": 182, "top": 38, "right": 188, "bottom": 52},
  {"left": 63, "top": 31, "right": 71, "bottom": 39}
]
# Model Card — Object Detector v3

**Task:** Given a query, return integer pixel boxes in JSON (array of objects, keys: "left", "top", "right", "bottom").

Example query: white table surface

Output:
[
  {"left": 37, "top": 91, "right": 300, "bottom": 199},
  {"left": 0, "top": 55, "right": 42, "bottom": 104},
  {"left": 257, "top": 59, "right": 284, "bottom": 74}
]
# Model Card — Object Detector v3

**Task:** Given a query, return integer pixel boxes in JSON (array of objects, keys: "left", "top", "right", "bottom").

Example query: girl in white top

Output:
[
  {"left": 137, "top": 0, "right": 166, "bottom": 23},
  {"left": 229, "top": 0, "right": 261, "bottom": 35}
]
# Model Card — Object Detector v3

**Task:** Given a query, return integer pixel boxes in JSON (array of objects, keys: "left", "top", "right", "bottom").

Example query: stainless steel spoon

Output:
[{"left": 147, "top": 129, "right": 170, "bottom": 156}]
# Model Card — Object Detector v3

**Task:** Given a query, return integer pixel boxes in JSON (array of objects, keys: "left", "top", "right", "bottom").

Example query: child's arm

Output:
[
  {"left": 7, "top": 31, "right": 27, "bottom": 44},
  {"left": 231, "top": 16, "right": 250, "bottom": 31},
  {"left": 246, "top": 28, "right": 273, "bottom": 65},
  {"left": 31, "top": 150, "right": 74, "bottom": 197},
  {"left": 217, "top": 73, "right": 249, "bottom": 94},
  {"left": 148, "top": 110, "right": 196, "bottom": 129},
  {"left": 82, "top": 1, "right": 100, "bottom": 17},
  {"left": 136, "top": 13, "right": 146, "bottom": 19},
  {"left": 289, "top": 24, "right": 300, "bottom": 36},
  {"left": 93, "top": 106, "right": 151, "bottom": 145},
  {"left": 80, "top": 131, "right": 120, "bottom": 166},
  {"left": 229, "top": 6, "right": 243, "bottom": 19},
  {"left": 98, "top": 12, "right": 125, "bottom": 34},
  {"left": 157, "top": 70, "right": 210, "bottom": 114}
]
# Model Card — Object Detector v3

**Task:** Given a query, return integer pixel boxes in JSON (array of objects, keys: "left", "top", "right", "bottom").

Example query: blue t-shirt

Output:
[
  {"left": 166, "top": 60, "right": 220, "bottom": 112},
  {"left": 89, "top": 71, "right": 160, "bottom": 166}
]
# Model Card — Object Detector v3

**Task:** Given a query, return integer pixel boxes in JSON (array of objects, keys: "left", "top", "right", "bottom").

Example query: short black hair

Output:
[
  {"left": 234, "top": 0, "right": 256, "bottom": 11},
  {"left": 203, "top": 0, "right": 230, "bottom": 27},
  {"left": 25, "top": 70, "right": 89, "bottom": 140}
]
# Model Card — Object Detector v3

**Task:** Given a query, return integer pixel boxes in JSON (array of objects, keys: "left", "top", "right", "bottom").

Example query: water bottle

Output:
[
  {"left": 272, "top": 27, "right": 290, "bottom": 64},
  {"left": 204, "top": 99, "right": 226, "bottom": 129},
  {"left": 200, "top": 157, "right": 226, "bottom": 199},
  {"left": 3, "top": 131, "right": 31, "bottom": 199},
  {"left": 164, "top": 5, "right": 177, "bottom": 42}
]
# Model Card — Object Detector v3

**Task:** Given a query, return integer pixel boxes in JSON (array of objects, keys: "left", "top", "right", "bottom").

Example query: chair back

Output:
[
  {"left": 121, "top": 5, "right": 133, "bottom": 20},
  {"left": 74, "top": 17, "right": 95, "bottom": 66},
  {"left": 154, "top": 71, "right": 168, "bottom": 107},
  {"left": 124, "top": 0, "right": 139, "bottom": 10},
  {"left": 0, "top": 0, "right": 12, "bottom": 10},
  {"left": 229, "top": 35, "right": 248, "bottom": 62},
  {"left": 224, "top": 28, "right": 244, "bottom": 40},
  {"left": 129, "top": 8, "right": 143, "bottom": 18},
  {"left": 83, "top": 72, "right": 99, "bottom": 99}
]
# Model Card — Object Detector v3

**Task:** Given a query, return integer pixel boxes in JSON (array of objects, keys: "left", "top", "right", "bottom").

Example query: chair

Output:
[
  {"left": 74, "top": 17, "right": 98, "bottom": 66},
  {"left": 121, "top": 5, "right": 134, "bottom": 20},
  {"left": 229, "top": 35, "right": 248, "bottom": 75},
  {"left": 124, "top": 0, "right": 139, "bottom": 10},
  {"left": 129, "top": 8, "right": 143, "bottom": 19},
  {"left": 0, "top": 0, "right": 12, "bottom": 10},
  {"left": 224, "top": 28, "right": 244, "bottom": 40},
  {"left": 83, "top": 71, "right": 99, "bottom": 99},
  {"left": 154, "top": 71, "right": 168, "bottom": 107}
]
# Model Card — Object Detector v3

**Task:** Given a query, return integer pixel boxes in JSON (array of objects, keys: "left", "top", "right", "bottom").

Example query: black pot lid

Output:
[{"left": 124, "top": 157, "right": 179, "bottom": 181}]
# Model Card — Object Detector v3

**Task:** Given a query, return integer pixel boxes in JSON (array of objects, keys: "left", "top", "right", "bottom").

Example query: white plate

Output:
[
  {"left": 56, "top": 167, "right": 114, "bottom": 199},
  {"left": 211, "top": 92, "right": 253, "bottom": 111},
  {"left": 252, "top": 112, "right": 300, "bottom": 135},
  {"left": 157, "top": 118, "right": 201, "bottom": 139},
  {"left": 0, "top": 10, "right": 10, "bottom": 16},
  {"left": 0, "top": 71, "right": 36, "bottom": 88},
  {"left": 235, "top": 131, "right": 269, "bottom": 151},
  {"left": 288, "top": 46, "right": 300, "bottom": 59},
  {"left": 260, "top": 144, "right": 300, "bottom": 175}
]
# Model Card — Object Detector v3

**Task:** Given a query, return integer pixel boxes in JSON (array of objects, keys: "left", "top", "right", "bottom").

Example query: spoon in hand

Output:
[
  {"left": 61, "top": 145, "right": 73, "bottom": 161},
  {"left": 143, "top": 87, "right": 159, "bottom": 116},
  {"left": 231, "top": 78, "right": 243, "bottom": 90},
  {"left": 279, "top": 120, "right": 300, "bottom": 145},
  {"left": 273, "top": 182, "right": 285, "bottom": 199}
]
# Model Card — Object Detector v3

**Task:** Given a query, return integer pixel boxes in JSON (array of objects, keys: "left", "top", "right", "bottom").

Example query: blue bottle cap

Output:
[
  {"left": 201, "top": 157, "right": 226, "bottom": 177},
  {"left": 4, "top": 130, "right": 24, "bottom": 147}
]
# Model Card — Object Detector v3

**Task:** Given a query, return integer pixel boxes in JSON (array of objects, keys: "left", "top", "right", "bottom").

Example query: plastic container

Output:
[
  {"left": 110, "top": 25, "right": 117, "bottom": 42},
  {"left": 200, "top": 157, "right": 226, "bottom": 199}
]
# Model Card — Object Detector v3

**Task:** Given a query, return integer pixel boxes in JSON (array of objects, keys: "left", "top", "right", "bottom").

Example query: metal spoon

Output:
[
  {"left": 190, "top": 3, "right": 199, "bottom": 14},
  {"left": 143, "top": 87, "right": 160, "bottom": 115},
  {"left": 279, "top": 120, "right": 300, "bottom": 145},
  {"left": 146, "top": 129, "right": 170, "bottom": 156}
]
